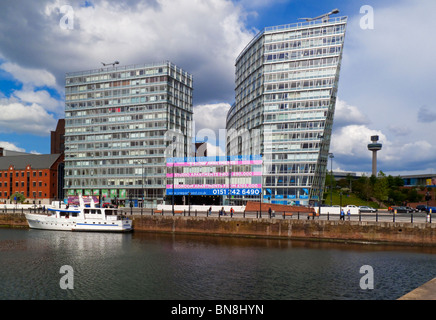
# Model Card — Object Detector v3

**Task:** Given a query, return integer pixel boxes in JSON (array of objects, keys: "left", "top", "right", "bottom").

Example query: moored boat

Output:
[{"left": 25, "top": 196, "right": 132, "bottom": 232}]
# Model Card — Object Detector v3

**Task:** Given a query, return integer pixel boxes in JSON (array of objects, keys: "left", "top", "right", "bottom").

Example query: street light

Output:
[
  {"left": 316, "top": 134, "right": 324, "bottom": 219},
  {"left": 172, "top": 136, "right": 176, "bottom": 216},
  {"left": 259, "top": 153, "right": 263, "bottom": 216},
  {"left": 298, "top": 8, "right": 340, "bottom": 22},
  {"left": 329, "top": 153, "right": 334, "bottom": 206},
  {"left": 134, "top": 160, "right": 146, "bottom": 212}
]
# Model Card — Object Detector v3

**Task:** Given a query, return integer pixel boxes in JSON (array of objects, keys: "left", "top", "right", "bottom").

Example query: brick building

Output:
[
  {"left": 51, "top": 119, "right": 65, "bottom": 154},
  {"left": 0, "top": 153, "right": 64, "bottom": 204}
]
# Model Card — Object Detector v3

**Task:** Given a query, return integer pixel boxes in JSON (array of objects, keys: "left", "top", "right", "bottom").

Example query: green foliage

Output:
[
  {"left": 324, "top": 171, "right": 422, "bottom": 207},
  {"left": 10, "top": 192, "right": 26, "bottom": 203},
  {"left": 324, "top": 189, "right": 379, "bottom": 208}
]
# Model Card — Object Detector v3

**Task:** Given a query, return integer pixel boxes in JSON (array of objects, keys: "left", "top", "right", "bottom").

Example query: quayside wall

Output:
[
  {"left": 2, "top": 214, "right": 435, "bottom": 246},
  {"left": 132, "top": 216, "right": 436, "bottom": 246}
]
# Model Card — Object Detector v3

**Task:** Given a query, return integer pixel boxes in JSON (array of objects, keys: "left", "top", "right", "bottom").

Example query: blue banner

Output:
[{"left": 167, "top": 188, "right": 261, "bottom": 196}]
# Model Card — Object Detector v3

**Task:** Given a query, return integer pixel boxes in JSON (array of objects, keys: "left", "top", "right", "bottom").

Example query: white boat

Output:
[{"left": 25, "top": 196, "right": 133, "bottom": 232}]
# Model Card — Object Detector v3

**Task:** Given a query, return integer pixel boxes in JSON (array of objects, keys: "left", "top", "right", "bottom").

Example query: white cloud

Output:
[
  {"left": 0, "top": 62, "right": 58, "bottom": 90},
  {"left": 40, "top": 0, "right": 255, "bottom": 103},
  {"left": 333, "top": 98, "right": 369, "bottom": 128},
  {"left": 12, "top": 89, "right": 63, "bottom": 114},
  {"left": 0, "top": 141, "right": 26, "bottom": 152},
  {"left": 193, "top": 103, "right": 231, "bottom": 133},
  {"left": 0, "top": 99, "right": 57, "bottom": 136},
  {"left": 331, "top": 125, "right": 385, "bottom": 158}
]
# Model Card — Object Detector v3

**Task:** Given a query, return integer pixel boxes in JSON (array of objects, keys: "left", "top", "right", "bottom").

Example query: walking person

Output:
[
  {"left": 340, "top": 208, "right": 345, "bottom": 221},
  {"left": 347, "top": 209, "right": 351, "bottom": 221}
]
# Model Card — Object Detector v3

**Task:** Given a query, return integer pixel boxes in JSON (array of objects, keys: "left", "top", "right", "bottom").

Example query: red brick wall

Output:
[{"left": 0, "top": 155, "right": 63, "bottom": 203}]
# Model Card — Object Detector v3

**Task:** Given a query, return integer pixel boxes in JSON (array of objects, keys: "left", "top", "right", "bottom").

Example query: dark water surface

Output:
[{"left": 0, "top": 228, "right": 435, "bottom": 300}]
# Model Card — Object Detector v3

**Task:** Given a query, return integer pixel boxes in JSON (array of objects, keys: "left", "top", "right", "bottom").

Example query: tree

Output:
[
  {"left": 10, "top": 192, "right": 26, "bottom": 204},
  {"left": 373, "top": 172, "right": 389, "bottom": 202},
  {"left": 353, "top": 175, "right": 372, "bottom": 201},
  {"left": 407, "top": 188, "right": 422, "bottom": 203}
]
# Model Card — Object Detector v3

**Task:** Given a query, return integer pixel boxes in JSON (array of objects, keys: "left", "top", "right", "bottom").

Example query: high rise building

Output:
[
  {"left": 64, "top": 61, "right": 193, "bottom": 207},
  {"left": 226, "top": 13, "right": 347, "bottom": 206}
]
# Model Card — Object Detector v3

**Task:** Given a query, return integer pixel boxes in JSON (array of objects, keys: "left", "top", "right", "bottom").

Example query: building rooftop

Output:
[{"left": 0, "top": 154, "right": 62, "bottom": 170}]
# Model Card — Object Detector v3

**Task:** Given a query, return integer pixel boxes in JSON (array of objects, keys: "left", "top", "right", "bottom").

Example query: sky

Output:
[{"left": 0, "top": 0, "right": 435, "bottom": 177}]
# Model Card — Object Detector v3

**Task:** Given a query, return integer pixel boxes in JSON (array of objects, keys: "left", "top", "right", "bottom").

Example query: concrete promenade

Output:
[{"left": 399, "top": 277, "right": 436, "bottom": 300}]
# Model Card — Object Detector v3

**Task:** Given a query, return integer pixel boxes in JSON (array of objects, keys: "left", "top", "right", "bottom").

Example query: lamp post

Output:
[
  {"left": 228, "top": 155, "right": 232, "bottom": 206},
  {"left": 172, "top": 136, "right": 176, "bottom": 216},
  {"left": 134, "top": 160, "right": 145, "bottom": 212},
  {"left": 317, "top": 134, "right": 324, "bottom": 219},
  {"left": 329, "top": 153, "right": 334, "bottom": 206},
  {"left": 259, "top": 153, "right": 263, "bottom": 216}
]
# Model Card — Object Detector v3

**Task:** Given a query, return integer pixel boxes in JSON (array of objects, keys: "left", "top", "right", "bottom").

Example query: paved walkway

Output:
[{"left": 399, "top": 278, "right": 436, "bottom": 300}]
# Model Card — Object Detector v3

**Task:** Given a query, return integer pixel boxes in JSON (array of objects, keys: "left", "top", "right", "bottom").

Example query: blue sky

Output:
[{"left": 0, "top": 0, "right": 435, "bottom": 176}]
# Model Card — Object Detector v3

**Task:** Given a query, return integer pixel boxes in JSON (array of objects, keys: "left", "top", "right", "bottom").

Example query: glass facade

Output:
[
  {"left": 64, "top": 61, "right": 193, "bottom": 207},
  {"left": 226, "top": 16, "right": 347, "bottom": 206}
]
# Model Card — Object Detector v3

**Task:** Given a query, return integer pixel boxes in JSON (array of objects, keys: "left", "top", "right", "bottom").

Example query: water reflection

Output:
[{"left": 0, "top": 229, "right": 435, "bottom": 300}]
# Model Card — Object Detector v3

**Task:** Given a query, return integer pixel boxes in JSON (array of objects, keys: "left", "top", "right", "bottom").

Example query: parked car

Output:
[
  {"left": 358, "top": 206, "right": 377, "bottom": 213},
  {"left": 426, "top": 206, "right": 436, "bottom": 213},
  {"left": 389, "top": 206, "right": 413, "bottom": 213},
  {"left": 416, "top": 205, "right": 427, "bottom": 212},
  {"left": 404, "top": 206, "right": 418, "bottom": 213}
]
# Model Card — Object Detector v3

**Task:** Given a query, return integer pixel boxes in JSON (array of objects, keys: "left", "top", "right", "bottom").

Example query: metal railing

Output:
[
  {"left": 2, "top": 206, "right": 432, "bottom": 225},
  {"left": 116, "top": 208, "right": 433, "bottom": 224}
]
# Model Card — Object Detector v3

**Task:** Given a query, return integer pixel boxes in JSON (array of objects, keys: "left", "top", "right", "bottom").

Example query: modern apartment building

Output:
[
  {"left": 64, "top": 61, "right": 193, "bottom": 207},
  {"left": 226, "top": 14, "right": 347, "bottom": 206}
]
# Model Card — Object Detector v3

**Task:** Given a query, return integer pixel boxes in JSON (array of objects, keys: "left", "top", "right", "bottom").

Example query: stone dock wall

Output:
[{"left": 131, "top": 215, "right": 436, "bottom": 246}]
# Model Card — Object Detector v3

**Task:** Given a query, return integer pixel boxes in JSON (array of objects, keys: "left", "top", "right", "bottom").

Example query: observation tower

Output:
[{"left": 368, "top": 135, "right": 382, "bottom": 176}]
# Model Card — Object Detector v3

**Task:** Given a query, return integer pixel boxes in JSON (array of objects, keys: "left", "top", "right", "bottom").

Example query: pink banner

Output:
[
  {"left": 166, "top": 171, "right": 261, "bottom": 178},
  {"left": 167, "top": 160, "right": 262, "bottom": 167}
]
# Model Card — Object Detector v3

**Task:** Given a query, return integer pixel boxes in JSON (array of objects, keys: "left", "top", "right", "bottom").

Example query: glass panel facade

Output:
[
  {"left": 226, "top": 17, "right": 347, "bottom": 206},
  {"left": 64, "top": 61, "right": 193, "bottom": 207}
]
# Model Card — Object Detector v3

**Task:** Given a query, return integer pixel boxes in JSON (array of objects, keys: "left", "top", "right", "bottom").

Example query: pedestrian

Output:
[
  {"left": 340, "top": 209, "right": 345, "bottom": 221},
  {"left": 208, "top": 206, "right": 212, "bottom": 216},
  {"left": 347, "top": 209, "right": 351, "bottom": 221},
  {"left": 230, "top": 207, "right": 234, "bottom": 217},
  {"left": 268, "top": 207, "right": 272, "bottom": 218}
]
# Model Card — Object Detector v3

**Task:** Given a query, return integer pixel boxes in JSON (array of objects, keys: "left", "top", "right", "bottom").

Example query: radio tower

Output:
[{"left": 368, "top": 136, "right": 382, "bottom": 176}]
